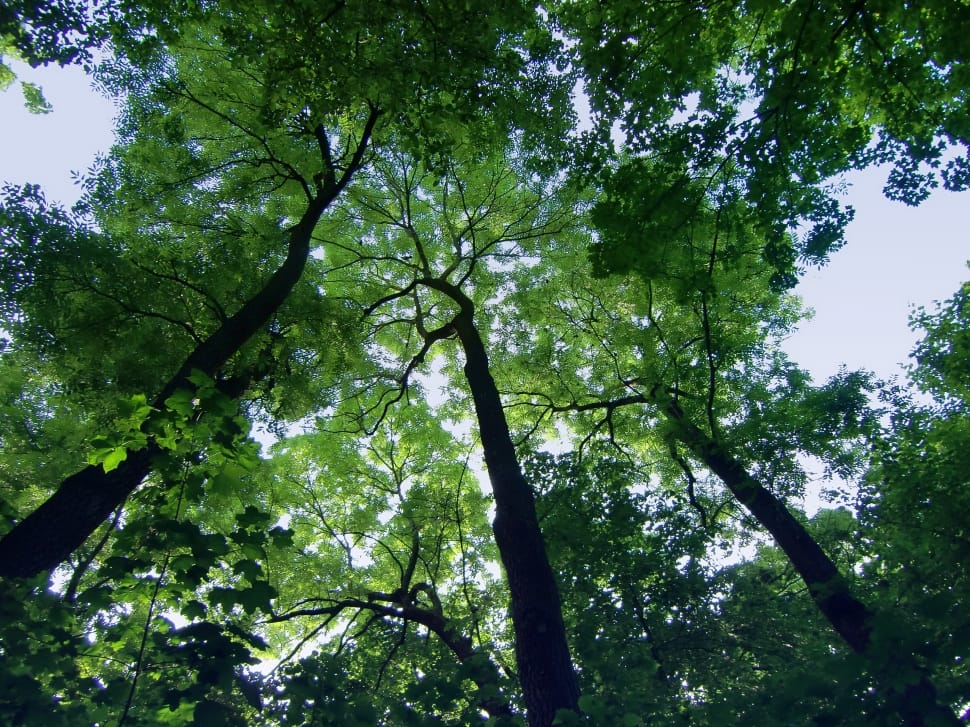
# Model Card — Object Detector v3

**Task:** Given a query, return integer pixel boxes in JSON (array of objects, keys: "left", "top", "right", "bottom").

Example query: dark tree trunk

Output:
[
  {"left": 0, "top": 446, "right": 158, "bottom": 578},
  {"left": 658, "top": 396, "right": 874, "bottom": 652},
  {"left": 0, "top": 112, "right": 379, "bottom": 579},
  {"left": 651, "top": 387, "right": 960, "bottom": 727},
  {"left": 430, "top": 280, "right": 579, "bottom": 726}
]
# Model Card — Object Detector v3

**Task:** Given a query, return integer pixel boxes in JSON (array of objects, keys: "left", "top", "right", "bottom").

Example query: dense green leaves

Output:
[
  {"left": 553, "top": 0, "right": 970, "bottom": 285},
  {"left": 2, "top": 1, "right": 970, "bottom": 725}
]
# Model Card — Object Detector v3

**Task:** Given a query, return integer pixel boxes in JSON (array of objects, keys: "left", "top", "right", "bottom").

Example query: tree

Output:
[
  {"left": 502, "top": 156, "right": 961, "bottom": 722},
  {"left": 0, "top": 0, "right": 561, "bottom": 577},
  {"left": 280, "top": 147, "right": 585, "bottom": 723},
  {"left": 251, "top": 403, "right": 517, "bottom": 723},
  {"left": 858, "top": 281, "right": 970, "bottom": 720},
  {"left": 2, "top": 3, "right": 582, "bottom": 724},
  {"left": 2, "top": 1, "right": 970, "bottom": 725}
]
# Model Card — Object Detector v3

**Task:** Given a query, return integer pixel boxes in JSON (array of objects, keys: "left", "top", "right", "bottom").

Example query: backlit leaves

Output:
[{"left": 2, "top": 0, "right": 969, "bottom": 723}]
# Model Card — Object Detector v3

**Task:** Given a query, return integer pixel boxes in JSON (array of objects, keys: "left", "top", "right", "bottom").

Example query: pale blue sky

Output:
[
  {"left": 2, "top": 60, "right": 967, "bottom": 386},
  {"left": 785, "top": 167, "right": 968, "bottom": 383}
]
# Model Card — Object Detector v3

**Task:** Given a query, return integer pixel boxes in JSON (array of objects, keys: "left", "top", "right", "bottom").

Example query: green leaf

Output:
[
  {"left": 169, "top": 554, "right": 197, "bottom": 573},
  {"left": 232, "top": 558, "right": 264, "bottom": 582},
  {"left": 181, "top": 600, "right": 208, "bottom": 621},
  {"left": 101, "top": 446, "right": 128, "bottom": 472},
  {"left": 165, "top": 389, "right": 196, "bottom": 418},
  {"left": 235, "top": 504, "right": 271, "bottom": 529},
  {"left": 208, "top": 587, "right": 239, "bottom": 612},
  {"left": 268, "top": 526, "right": 294, "bottom": 549},
  {"left": 76, "top": 584, "right": 114, "bottom": 611},
  {"left": 207, "top": 471, "right": 236, "bottom": 497},
  {"left": 192, "top": 699, "right": 232, "bottom": 726},
  {"left": 237, "top": 580, "right": 277, "bottom": 615},
  {"left": 0, "top": 61, "right": 14, "bottom": 92}
]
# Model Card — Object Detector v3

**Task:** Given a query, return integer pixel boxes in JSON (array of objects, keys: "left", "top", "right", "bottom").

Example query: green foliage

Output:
[
  {"left": 2, "top": 1, "right": 969, "bottom": 724},
  {"left": 18, "top": 79, "right": 51, "bottom": 113},
  {"left": 855, "top": 282, "right": 970, "bottom": 713},
  {"left": 909, "top": 278, "right": 970, "bottom": 404},
  {"left": 0, "top": 0, "right": 104, "bottom": 66},
  {"left": 554, "top": 0, "right": 969, "bottom": 285},
  {"left": 0, "top": 48, "right": 53, "bottom": 112}
]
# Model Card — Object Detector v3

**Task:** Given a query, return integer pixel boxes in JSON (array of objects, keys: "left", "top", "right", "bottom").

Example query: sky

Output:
[{"left": 1, "top": 59, "right": 968, "bottom": 387}]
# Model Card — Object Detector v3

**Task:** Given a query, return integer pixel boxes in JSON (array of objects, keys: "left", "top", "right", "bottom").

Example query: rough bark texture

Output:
[
  {"left": 438, "top": 283, "right": 579, "bottom": 726},
  {"left": 0, "top": 112, "right": 379, "bottom": 578},
  {"left": 651, "top": 387, "right": 960, "bottom": 726},
  {"left": 0, "top": 446, "right": 158, "bottom": 578}
]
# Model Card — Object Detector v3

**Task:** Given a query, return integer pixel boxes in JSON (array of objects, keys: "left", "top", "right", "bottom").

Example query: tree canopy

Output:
[{"left": 1, "top": 1, "right": 968, "bottom": 725}]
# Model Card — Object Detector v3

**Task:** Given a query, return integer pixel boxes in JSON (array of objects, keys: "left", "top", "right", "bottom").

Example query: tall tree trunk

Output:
[
  {"left": 650, "top": 386, "right": 960, "bottom": 727},
  {"left": 0, "top": 113, "right": 380, "bottom": 579},
  {"left": 427, "top": 280, "right": 580, "bottom": 726}
]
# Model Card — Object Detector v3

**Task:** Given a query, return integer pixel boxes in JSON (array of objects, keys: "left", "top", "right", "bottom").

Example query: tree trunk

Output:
[
  {"left": 650, "top": 386, "right": 960, "bottom": 726},
  {"left": 0, "top": 112, "right": 379, "bottom": 578},
  {"left": 448, "top": 300, "right": 580, "bottom": 727}
]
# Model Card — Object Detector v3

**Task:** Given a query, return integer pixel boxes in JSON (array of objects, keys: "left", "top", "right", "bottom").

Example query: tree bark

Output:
[
  {"left": 0, "top": 111, "right": 380, "bottom": 579},
  {"left": 425, "top": 279, "right": 580, "bottom": 727}
]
